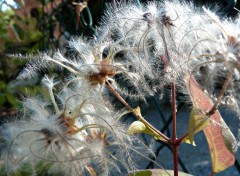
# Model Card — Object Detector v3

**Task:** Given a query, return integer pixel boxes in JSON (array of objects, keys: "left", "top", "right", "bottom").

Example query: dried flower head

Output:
[
  {"left": 2, "top": 0, "right": 240, "bottom": 175},
  {"left": 0, "top": 75, "right": 154, "bottom": 175}
]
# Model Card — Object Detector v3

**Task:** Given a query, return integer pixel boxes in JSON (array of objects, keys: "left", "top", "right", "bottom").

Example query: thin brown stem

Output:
[
  {"left": 105, "top": 80, "right": 170, "bottom": 142},
  {"left": 171, "top": 81, "right": 178, "bottom": 176},
  {"left": 207, "top": 68, "right": 234, "bottom": 116},
  {"left": 173, "top": 145, "right": 179, "bottom": 176},
  {"left": 176, "top": 133, "right": 188, "bottom": 144},
  {"left": 172, "top": 82, "right": 177, "bottom": 141}
]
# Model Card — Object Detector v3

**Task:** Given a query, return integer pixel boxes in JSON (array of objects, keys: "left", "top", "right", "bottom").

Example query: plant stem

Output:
[
  {"left": 173, "top": 145, "right": 179, "bottom": 176},
  {"left": 177, "top": 133, "right": 188, "bottom": 144},
  {"left": 207, "top": 68, "right": 234, "bottom": 116},
  {"left": 172, "top": 82, "right": 177, "bottom": 141},
  {"left": 171, "top": 81, "right": 178, "bottom": 176},
  {"left": 105, "top": 80, "right": 170, "bottom": 142}
]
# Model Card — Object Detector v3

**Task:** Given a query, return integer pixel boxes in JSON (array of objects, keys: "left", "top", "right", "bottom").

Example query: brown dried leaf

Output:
[{"left": 185, "top": 74, "right": 237, "bottom": 173}]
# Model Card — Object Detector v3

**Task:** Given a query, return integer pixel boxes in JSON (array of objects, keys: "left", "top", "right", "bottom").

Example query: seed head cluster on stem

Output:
[{"left": 1, "top": 0, "right": 240, "bottom": 175}]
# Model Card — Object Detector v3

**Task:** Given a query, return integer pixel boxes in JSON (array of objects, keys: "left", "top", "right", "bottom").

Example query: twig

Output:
[
  {"left": 207, "top": 68, "right": 234, "bottom": 116},
  {"left": 105, "top": 80, "right": 170, "bottom": 142}
]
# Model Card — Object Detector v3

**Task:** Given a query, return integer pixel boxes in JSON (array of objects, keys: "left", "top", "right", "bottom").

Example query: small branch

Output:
[
  {"left": 105, "top": 80, "right": 170, "bottom": 142},
  {"left": 176, "top": 133, "right": 188, "bottom": 144},
  {"left": 207, "top": 68, "right": 234, "bottom": 116}
]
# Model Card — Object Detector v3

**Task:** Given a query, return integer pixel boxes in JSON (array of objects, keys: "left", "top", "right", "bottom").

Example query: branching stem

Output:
[
  {"left": 105, "top": 80, "right": 170, "bottom": 142},
  {"left": 106, "top": 78, "right": 181, "bottom": 176}
]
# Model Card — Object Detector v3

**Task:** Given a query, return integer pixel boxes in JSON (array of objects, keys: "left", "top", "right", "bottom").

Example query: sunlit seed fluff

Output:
[
  {"left": 15, "top": 0, "right": 240, "bottom": 101},
  {"left": 4, "top": 0, "right": 240, "bottom": 174},
  {"left": 95, "top": 1, "right": 223, "bottom": 99},
  {"left": 0, "top": 75, "right": 154, "bottom": 175}
]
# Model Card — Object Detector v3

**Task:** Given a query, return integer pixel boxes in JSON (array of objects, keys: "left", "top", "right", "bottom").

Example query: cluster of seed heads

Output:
[{"left": 1, "top": 0, "right": 240, "bottom": 175}]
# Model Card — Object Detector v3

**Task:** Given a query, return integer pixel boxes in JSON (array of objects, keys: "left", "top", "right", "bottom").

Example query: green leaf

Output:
[
  {"left": 0, "top": 81, "right": 6, "bottom": 90},
  {"left": 6, "top": 92, "right": 18, "bottom": 107},
  {"left": 185, "top": 107, "right": 210, "bottom": 145},
  {"left": 129, "top": 170, "right": 152, "bottom": 176},
  {"left": 29, "top": 31, "right": 42, "bottom": 41},
  {"left": 127, "top": 121, "right": 148, "bottom": 135},
  {"left": 130, "top": 107, "right": 167, "bottom": 142},
  {"left": 0, "top": 93, "right": 6, "bottom": 105},
  {"left": 127, "top": 120, "right": 165, "bottom": 141}
]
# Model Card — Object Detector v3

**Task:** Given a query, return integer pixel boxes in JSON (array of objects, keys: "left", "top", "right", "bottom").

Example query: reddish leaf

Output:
[{"left": 186, "top": 74, "right": 236, "bottom": 173}]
